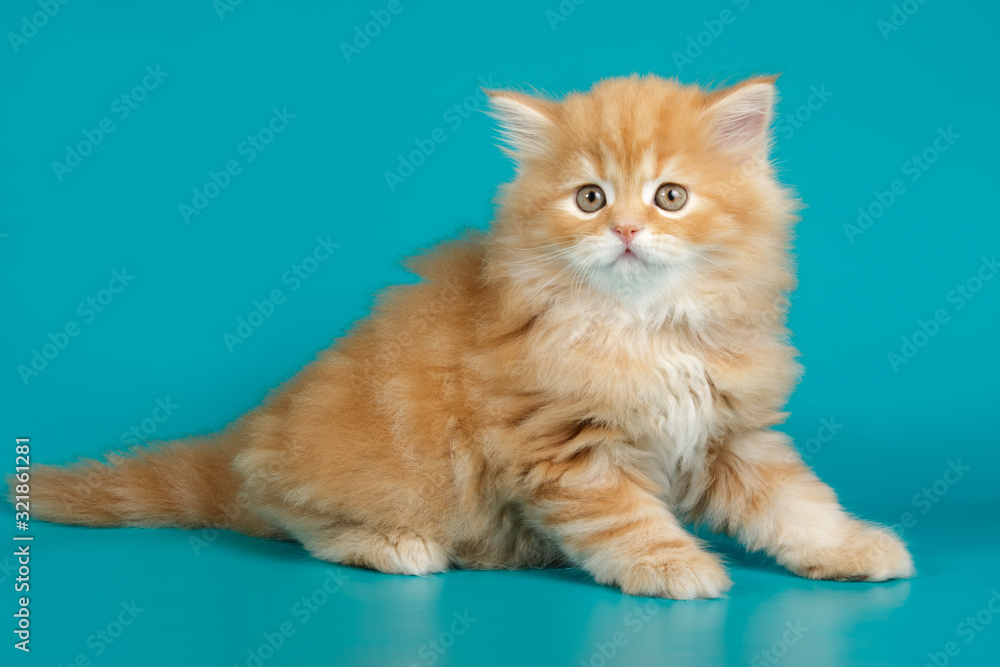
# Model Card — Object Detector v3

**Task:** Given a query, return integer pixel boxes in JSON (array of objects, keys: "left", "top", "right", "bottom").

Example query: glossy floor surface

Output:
[
  {"left": 4, "top": 1, "right": 999, "bottom": 665},
  {"left": 10, "top": 501, "right": 998, "bottom": 666}
]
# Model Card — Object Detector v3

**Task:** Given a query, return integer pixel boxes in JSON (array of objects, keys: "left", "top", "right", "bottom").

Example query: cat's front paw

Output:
[
  {"left": 617, "top": 546, "right": 732, "bottom": 599},
  {"left": 786, "top": 523, "right": 915, "bottom": 582}
]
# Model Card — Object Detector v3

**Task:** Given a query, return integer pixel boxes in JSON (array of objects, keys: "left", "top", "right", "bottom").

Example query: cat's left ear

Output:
[
  {"left": 704, "top": 75, "right": 778, "bottom": 160},
  {"left": 485, "top": 89, "right": 558, "bottom": 161}
]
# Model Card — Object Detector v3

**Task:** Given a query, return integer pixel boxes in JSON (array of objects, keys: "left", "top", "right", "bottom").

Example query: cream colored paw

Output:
[
  {"left": 785, "top": 524, "right": 915, "bottom": 582},
  {"left": 307, "top": 528, "right": 450, "bottom": 575},
  {"left": 617, "top": 547, "right": 732, "bottom": 599}
]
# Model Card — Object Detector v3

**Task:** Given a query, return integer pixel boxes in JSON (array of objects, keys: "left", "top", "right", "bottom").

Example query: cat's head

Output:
[{"left": 486, "top": 75, "right": 796, "bottom": 304}]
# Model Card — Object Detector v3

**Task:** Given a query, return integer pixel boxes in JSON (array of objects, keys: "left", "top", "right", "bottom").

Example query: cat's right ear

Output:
[{"left": 485, "top": 90, "right": 558, "bottom": 161}]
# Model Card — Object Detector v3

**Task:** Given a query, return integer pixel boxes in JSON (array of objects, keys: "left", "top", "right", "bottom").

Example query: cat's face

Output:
[{"left": 488, "top": 76, "right": 789, "bottom": 299}]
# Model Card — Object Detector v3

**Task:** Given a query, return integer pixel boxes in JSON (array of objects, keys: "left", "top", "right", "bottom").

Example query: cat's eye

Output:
[
  {"left": 576, "top": 184, "right": 606, "bottom": 213},
  {"left": 654, "top": 183, "right": 688, "bottom": 212}
]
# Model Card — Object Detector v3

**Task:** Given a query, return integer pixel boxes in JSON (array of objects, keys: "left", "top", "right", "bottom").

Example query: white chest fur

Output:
[
  {"left": 634, "top": 342, "right": 717, "bottom": 500},
  {"left": 644, "top": 344, "right": 715, "bottom": 463},
  {"left": 539, "top": 299, "right": 719, "bottom": 482}
]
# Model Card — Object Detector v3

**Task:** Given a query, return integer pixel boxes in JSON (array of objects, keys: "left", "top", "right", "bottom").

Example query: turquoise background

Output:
[{"left": 3, "top": 0, "right": 999, "bottom": 665}]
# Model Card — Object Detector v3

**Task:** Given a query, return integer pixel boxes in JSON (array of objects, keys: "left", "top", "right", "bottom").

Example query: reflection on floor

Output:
[{"left": 15, "top": 503, "right": 1000, "bottom": 667}]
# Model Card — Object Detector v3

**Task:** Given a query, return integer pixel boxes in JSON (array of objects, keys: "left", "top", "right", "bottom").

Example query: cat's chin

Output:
[
  {"left": 607, "top": 247, "right": 675, "bottom": 275},
  {"left": 611, "top": 252, "right": 663, "bottom": 277},
  {"left": 581, "top": 251, "right": 703, "bottom": 303},
  {"left": 589, "top": 258, "right": 675, "bottom": 293},
  {"left": 603, "top": 246, "right": 655, "bottom": 270}
]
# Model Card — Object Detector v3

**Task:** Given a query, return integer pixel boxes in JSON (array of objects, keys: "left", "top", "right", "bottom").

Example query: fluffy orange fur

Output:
[{"left": 19, "top": 75, "right": 913, "bottom": 598}]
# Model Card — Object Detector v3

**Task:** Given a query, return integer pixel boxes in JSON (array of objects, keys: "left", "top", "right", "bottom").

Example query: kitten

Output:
[{"left": 20, "top": 75, "right": 913, "bottom": 599}]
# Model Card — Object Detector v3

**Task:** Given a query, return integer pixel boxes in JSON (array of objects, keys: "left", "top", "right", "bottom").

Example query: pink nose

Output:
[{"left": 613, "top": 223, "right": 643, "bottom": 244}]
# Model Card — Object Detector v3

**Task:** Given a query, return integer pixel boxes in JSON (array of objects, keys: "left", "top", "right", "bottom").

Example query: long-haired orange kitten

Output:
[{"left": 21, "top": 75, "right": 913, "bottom": 598}]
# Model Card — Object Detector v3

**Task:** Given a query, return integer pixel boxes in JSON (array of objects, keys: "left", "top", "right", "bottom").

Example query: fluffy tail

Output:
[{"left": 15, "top": 433, "right": 278, "bottom": 538}]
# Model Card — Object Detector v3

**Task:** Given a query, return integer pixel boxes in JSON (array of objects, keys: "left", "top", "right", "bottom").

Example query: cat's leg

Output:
[
  {"left": 297, "top": 523, "right": 451, "bottom": 575},
  {"left": 521, "top": 444, "right": 731, "bottom": 599},
  {"left": 694, "top": 430, "right": 914, "bottom": 581}
]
